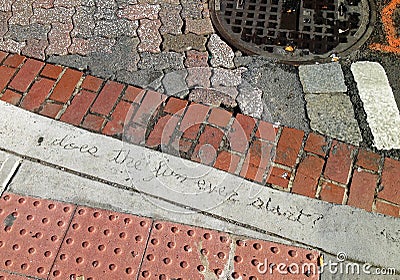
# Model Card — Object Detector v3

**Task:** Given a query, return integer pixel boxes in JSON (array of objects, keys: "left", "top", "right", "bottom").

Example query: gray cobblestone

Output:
[
  {"left": 9, "top": 0, "right": 35, "bottom": 25},
  {"left": 137, "top": 19, "right": 162, "bottom": 53},
  {"left": 117, "top": 68, "right": 164, "bottom": 88},
  {"left": 159, "top": 4, "right": 182, "bottom": 35},
  {"left": 71, "top": 6, "right": 96, "bottom": 38},
  {"left": 46, "top": 22, "right": 73, "bottom": 56},
  {"left": 180, "top": 0, "right": 203, "bottom": 19},
  {"left": 207, "top": 34, "right": 234, "bottom": 68},
  {"left": 0, "top": 12, "right": 11, "bottom": 37},
  {"left": 162, "top": 33, "right": 207, "bottom": 52},
  {"left": 138, "top": 51, "right": 184, "bottom": 71},
  {"left": 0, "top": 0, "right": 13, "bottom": 12},
  {"left": 237, "top": 85, "right": 264, "bottom": 118},
  {"left": 22, "top": 38, "right": 48, "bottom": 59},
  {"left": 31, "top": 7, "right": 75, "bottom": 24},
  {"left": 7, "top": 23, "right": 50, "bottom": 42},
  {"left": 0, "top": 38, "right": 26, "bottom": 53}
]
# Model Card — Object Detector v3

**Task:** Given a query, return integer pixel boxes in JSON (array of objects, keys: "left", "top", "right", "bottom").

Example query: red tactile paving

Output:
[
  {"left": 233, "top": 239, "right": 319, "bottom": 279},
  {"left": 0, "top": 193, "right": 74, "bottom": 279},
  {"left": 0, "top": 272, "right": 30, "bottom": 280},
  {"left": 50, "top": 207, "right": 152, "bottom": 280},
  {"left": 138, "top": 221, "right": 233, "bottom": 279}
]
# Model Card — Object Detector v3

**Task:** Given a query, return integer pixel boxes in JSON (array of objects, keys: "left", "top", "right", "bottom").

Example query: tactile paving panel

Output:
[
  {"left": 0, "top": 193, "right": 74, "bottom": 279},
  {"left": 232, "top": 238, "right": 319, "bottom": 279},
  {"left": 49, "top": 207, "right": 152, "bottom": 280},
  {"left": 0, "top": 271, "right": 30, "bottom": 280},
  {"left": 139, "top": 221, "right": 233, "bottom": 279}
]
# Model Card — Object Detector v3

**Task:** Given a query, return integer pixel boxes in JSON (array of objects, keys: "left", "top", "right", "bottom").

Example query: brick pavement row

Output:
[
  {"left": 0, "top": 52, "right": 399, "bottom": 218},
  {"left": 0, "top": 193, "right": 320, "bottom": 280}
]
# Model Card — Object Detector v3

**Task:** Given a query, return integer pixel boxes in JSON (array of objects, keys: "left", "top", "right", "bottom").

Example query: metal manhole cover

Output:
[{"left": 210, "top": 0, "right": 374, "bottom": 62}]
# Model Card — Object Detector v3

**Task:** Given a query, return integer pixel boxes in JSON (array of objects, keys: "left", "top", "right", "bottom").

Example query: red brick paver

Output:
[
  {"left": 275, "top": 127, "right": 304, "bottom": 168},
  {"left": 324, "top": 141, "right": 355, "bottom": 184},
  {"left": 347, "top": 170, "right": 378, "bottom": 211},
  {"left": 91, "top": 81, "right": 124, "bottom": 116},
  {"left": 9, "top": 59, "right": 43, "bottom": 92},
  {"left": 378, "top": 157, "right": 400, "bottom": 205},
  {"left": 50, "top": 68, "right": 82, "bottom": 103}
]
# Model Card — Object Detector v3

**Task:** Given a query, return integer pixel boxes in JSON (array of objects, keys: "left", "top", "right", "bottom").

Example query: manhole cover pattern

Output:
[{"left": 211, "top": 0, "right": 372, "bottom": 61}]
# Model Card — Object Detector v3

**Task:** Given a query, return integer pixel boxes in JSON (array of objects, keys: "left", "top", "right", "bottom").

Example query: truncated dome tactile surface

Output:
[
  {"left": 233, "top": 238, "right": 320, "bottom": 279},
  {"left": 0, "top": 193, "right": 74, "bottom": 279},
  {"left": 0, "top": 272, "right": 30, "bottom": 280},
  {"left": 138, "top": 221, "right": 234, "bottom": 279},
  {"left": 49, "top": 207, "right": 152, "bottom": 280}
]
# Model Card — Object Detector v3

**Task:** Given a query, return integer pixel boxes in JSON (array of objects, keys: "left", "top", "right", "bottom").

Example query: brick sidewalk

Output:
[
  {"left": 0, "top": 193, "right": 320, "bottom": 279},
  {"left": 0, "top": 51, "right": 399, "bottom": 218}
]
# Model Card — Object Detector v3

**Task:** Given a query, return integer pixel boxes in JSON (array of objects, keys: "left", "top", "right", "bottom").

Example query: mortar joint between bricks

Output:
[
  {"left": 234, "top": 118, "right": 261, "bottom": 177},
  {"left": 372, "top": 154, "right": 387, "bottom": 212},
  {"left": 342, "top": 146, "right": 360, "bottom": 205},
  {"left": 286, "top": 130, "right": 309, "bottom": 192}
]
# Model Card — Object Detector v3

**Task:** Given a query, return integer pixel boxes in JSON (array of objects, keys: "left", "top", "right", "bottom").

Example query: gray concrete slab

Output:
[
  {"left": 351, "top": 61, "right": 400, "bottom": 150},
  {"left": 0, "top": 101, "right": 399, "bottom": 271},
  {"left": 9, "top": 160, "right": 285, "bottom": 245},
  {"left": 299, "top": 63, "right": 348, "bottom": 94},
  {"left": 305, "top": 93, "right": 362, "bottom": 145},
  {"left": 0, "top": 151, "right": 21, "bottom": 194}
]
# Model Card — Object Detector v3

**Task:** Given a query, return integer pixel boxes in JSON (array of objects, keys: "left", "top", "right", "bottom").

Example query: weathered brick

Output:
[
  {"left": 227, "top": 114, "right": 255, "bottom": 153},
  {"left": 21, "top": 78, "right": 54, "bottom": 111},
  {"left": 50, "top": 68, "right": 83, "bottom": 103},
  {"left": 81, "top": 114, "right": 105, "bottom": 132},
  {"left": 81, "top": 75, "right": 103, "bottom": 92},
  {"left": 132, "top": 90, "right": 166, "bottom": 126},
  {"left": 292, "top": 154, "right": 325, "bottom": 198},
  {"left": 324, "top": 141, "right": 355, "bottom": 184},
  {"left": 103, "top": 101, "right": 133, "bottom": 136},
  {"left": 0, "top": 51, "right": 7, "bottom": 62},
  {"left": 266, "top": 166, "right": 291, "bottom": 188},
  {"left": 124, "top": 123, "right": 147, "bottom": 145},
  {"left": 319, "top": 181, "right": 345, "bottom": 204},
  {"left": 347, "top": 170, "right": 377, "bottom": 211},
  {"left": 192, "top": 125, "right": 224, "bottom": 164},
  {"left": 378, "top": 157, "right": 400, "bottom": 205},
  {"left": 91, "top": 81, "right": 124, "bottom": 116},
  {"left": 375, "top": 200, "right": 400, "bottom": 218},
  {"left": 0, "top": 65, "right": 17, "bottom": 91},
  {"left": 214, "top": 151, "right": 240, "bottom": 173},
  {"left": 40, "top": 64, "right": 63, "bottom": 80},
  {"left": 39, "top": 102, "right": 63, "bottom": 118},
  {"left": 0, "top": 89, "right": 22, "bottom": 105},
  {"left": 60, "top": 90, "right": 96, "bottom": 126},
  {"left": 180, "top": 103, "right": 209, "bottom": 132},
  {"left": 3, "top": 54, "right": 25, "bottom": 68},
  {"left": 208, "top": 107, "right": 232, "bottom": 128},
  {"left": 123, "top": 86, "right": 145, "bottom": 103},
  {"left": 255, "top": 120, "right": 278, "bottom": 142},
  {"left": 246, "top": 140, "right": 273, "bottom": 170},
  {"left": 146, "top": 114, "right": 179, "bottom": 148},
  {"left": 275, "top": 127, "right": 304, "bottom": 168},
  {"left": 164, "top": 97, "right": 188, "bottom": 115},
  {"left": 9, "top": 59, "right": 44, "bottom": 92},
  {"left": 304, "top": 133, "right": 329, "bottom": 157},
  {"left": 182, "top": 124, "right": 201, "bottom": 140},
  {"left": 356, "top": 149, "right": 380, "bottom": 172},
  {"left": 240, "top": 162, "right": 265, "bottom": 183}
]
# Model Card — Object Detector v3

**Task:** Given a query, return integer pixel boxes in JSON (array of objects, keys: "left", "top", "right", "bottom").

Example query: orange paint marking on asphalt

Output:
[{"left": 369, "top": 0, "right": 400, "bottom": 54}]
